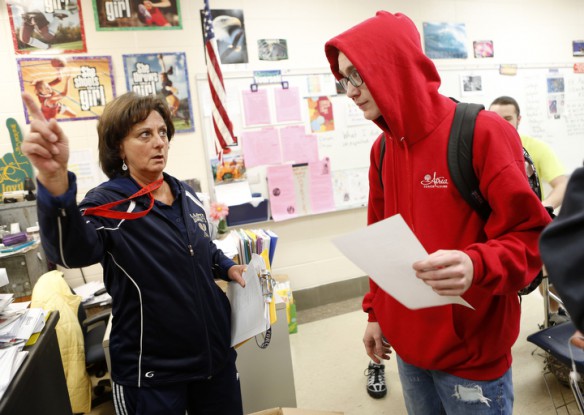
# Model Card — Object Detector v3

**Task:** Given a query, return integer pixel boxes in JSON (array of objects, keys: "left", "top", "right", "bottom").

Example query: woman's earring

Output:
[{"left": 122, "top": 160, "right": 128, "bottom": 171}]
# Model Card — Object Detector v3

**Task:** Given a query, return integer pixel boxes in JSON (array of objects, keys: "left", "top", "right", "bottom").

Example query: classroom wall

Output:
[{"left": 0, "top": 0, "right": 582, "bottom": 292}]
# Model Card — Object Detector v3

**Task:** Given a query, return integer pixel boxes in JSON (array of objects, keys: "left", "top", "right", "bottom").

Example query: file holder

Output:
[{"left": 226, "top": 199, "right": 270, "bottom": 226}]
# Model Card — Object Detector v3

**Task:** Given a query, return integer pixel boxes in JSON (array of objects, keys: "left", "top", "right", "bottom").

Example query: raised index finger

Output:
[{"left": 22, "top": 92, "right": 46, "bottom": 122}]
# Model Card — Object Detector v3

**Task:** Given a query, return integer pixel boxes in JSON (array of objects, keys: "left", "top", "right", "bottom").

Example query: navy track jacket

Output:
[{"left": 36, "top": 171, "right": 236, "bottom": 387}]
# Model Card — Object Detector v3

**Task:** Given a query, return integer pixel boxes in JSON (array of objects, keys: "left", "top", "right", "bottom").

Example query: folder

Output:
[{"left": 266, "top": 229, "right": 278, "bottom": 266}]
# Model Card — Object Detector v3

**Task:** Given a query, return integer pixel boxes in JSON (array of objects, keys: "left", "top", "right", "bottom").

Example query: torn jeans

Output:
[{"left": 396, "top": 355, "right": 513, "bottom": 414}]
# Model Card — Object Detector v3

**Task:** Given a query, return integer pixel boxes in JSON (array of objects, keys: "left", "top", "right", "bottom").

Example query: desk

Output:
[
  {"left": 0, "top": 311, "right": 73, "bottom": 415},
  {"left": 238, "top": 302, "right": 297, "bottom": 414},
  {"left": 102, "top": 303, "right": 296, "bottom": 414}
]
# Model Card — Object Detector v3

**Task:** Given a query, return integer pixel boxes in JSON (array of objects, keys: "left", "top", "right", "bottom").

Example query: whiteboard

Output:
[
  {"left": 437, "top": 64, "right": 584, "bottom": 173},
  {"left": 196, "top": 64, "right": 584, "bottom": 224},
  {"left": 195, "top": 69, "right": 381, "bottom": 219}
]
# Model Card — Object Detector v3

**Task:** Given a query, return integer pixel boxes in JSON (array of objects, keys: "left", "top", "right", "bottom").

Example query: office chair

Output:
[
  {"left": 527, "top": 276, "right": 584, "bottom": 414},
  {"left": 76, "top": 291, "right": 112, "bottom": 408}
]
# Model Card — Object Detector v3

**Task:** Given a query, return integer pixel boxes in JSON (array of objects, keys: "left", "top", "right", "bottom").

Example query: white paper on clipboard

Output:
[{"left": 226, "top": 254, "right": 270, "bottom": 347}]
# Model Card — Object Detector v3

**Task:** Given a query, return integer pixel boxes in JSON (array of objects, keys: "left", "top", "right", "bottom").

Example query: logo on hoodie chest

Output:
[
  {"left": 420, "top": 172, "right": 448, "bottom": 189},
  {"left": 190, "top": 212, "right": 209, "bottom": 238}
]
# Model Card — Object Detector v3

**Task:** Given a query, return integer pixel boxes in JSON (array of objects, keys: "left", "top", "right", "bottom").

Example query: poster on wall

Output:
[
  {"left": 92, "top": 0, "right": 182, "bottom": 31},
  {"left": 546, "top": 74, "right": 565, "bottom": 119},
  {"left": 18, "top": 56, "right": 116, "bottom": 123},
  {"left": 257, "top": 39, "right": 288, "bottom": 61},
  {"left": 123, "top": 52, "right": 194, "bottom": 133},
  {"left": 199, "top": 8, "right": 248, "bottom": 64},
  {"left": 573, "top": 40, "right": 584, "bottom": 57},
  {"left": 473, "top": 40, "right": 494, "bottom": 58},
  {"left": 423, "top": 22, "right": 468, "bottom": 59},
  {"left": 459, "top": 74, "right": 483, "bottom": 96},
  {"left": 307, "top": 96, "right": 335, "bottom": 132},
  {"left": 6, "top": 0, "right": 87, "bottom": 54}
]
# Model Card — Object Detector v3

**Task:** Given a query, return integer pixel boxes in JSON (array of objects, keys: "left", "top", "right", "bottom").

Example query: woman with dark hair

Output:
[{"left": 21, "top": 91, "right": 246, "bottom": 415}]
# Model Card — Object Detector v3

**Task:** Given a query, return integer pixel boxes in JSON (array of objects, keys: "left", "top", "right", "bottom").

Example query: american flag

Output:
[{"left": 203, "top": 0, "right": 237, "bottom": 157}]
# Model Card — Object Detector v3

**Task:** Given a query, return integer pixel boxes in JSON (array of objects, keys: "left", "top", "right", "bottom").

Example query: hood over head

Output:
[{"left": 325, "top": 11, "right": 453, "bottom": 143}]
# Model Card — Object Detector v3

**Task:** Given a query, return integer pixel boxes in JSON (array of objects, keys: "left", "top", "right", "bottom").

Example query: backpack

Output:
[{"left": 377, "top": 101, "right": 547, "bottom": 295}]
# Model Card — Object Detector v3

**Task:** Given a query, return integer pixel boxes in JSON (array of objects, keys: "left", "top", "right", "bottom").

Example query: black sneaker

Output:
[{"left": 365, "top": 361, "right": 387, "bottom": 399}]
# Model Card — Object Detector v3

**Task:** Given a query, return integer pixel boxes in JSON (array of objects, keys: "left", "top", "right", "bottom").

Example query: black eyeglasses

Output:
[{"left": 339, "top": 69, "right": 364, "bottom": 91}]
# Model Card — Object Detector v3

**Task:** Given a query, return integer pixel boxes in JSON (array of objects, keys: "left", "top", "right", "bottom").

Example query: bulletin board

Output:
[
  {"left": 195, "top": 69, "right": 381, "bottom": 223},
  {"left": 196, "top": 64, "right": 584, "bottom": 225},
  {"left": 437, "top": 63, "right": 584, "bottom": 174}
]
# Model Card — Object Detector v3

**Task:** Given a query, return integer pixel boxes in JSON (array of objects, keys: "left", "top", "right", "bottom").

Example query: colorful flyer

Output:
[
  {"left": 18, "top": 56, "right": 116, "bottom": 123},
  {"left": 210, "top": 154, "right": 246, "bottom": 184},
  {"left": 123, "top": 52, "right": 194, "bottom": 133},
  {"left": 307, "top": 96, "right": 335, "bottom": 132},
  {"left": 6, "top": 0, "right": 87, "bottom": 54},
  {"left": 92, "top": 0, "right": 182, "bottom": 30}
]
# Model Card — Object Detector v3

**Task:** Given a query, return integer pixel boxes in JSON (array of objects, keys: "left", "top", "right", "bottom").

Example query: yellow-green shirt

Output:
[{"left": 520, "top": 135, "right": 566, "bottom": 200}]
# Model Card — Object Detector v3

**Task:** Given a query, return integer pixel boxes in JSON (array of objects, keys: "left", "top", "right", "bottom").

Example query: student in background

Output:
[
  {"left": 21, "top": 91, "right": 246, "bottom": 415},
  {"left": 489, "top": 96, "right": 568, "bottom": 210},
  {"left": 540, "top": 165, "right": 584, "bottom": 349},
  {"left": 489, "top": 95, "right": 569, "bottom": 321},
  {"left": 325, "top": 11, "right": 551, "bottom": 414}
]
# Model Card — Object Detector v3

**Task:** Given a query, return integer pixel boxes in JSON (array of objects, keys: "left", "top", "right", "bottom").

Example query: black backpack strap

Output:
[
  {"left": 447, "top": 102, "right": 491, "bottom": 221},
  {"left": 523, "top": 147, "right": 543, "bottom": 201},
  {"left": 378, "top": 134, "right": 386, "bottom": 189}
]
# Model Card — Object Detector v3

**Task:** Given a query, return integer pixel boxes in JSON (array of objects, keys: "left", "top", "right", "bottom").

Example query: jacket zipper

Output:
[{"left": 57, "top": 209, "right": 70, "bottom": 269}]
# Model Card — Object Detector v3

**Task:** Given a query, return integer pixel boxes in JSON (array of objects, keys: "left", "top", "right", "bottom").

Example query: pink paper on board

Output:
[
  {"left": 241, "top": 128, "right": 282, "bottom": 168},
  {"left": 280, "top": 126, "right": 318, "bottom": 164},
  {"left": 309, "top": 158, "right": 335, "bottom": 214},
  {"left": 242, "top": 89, "right": 271, "bottom": 126},
  {"left": 274, "top": 87, "right": 302, "bottom": 122},
  {"left": 266, "top": 164, "right": 297, "bottom": 221}
]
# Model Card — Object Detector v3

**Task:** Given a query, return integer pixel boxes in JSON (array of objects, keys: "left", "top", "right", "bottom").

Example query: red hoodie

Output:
[{"left": 325, "top": 11, "right": 551, "bottom": 380}]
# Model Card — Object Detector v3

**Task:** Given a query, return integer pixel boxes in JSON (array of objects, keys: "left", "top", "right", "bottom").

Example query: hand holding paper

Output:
[
  {"left": 412, "top": 249, "right": 474, "bottom": 297},
  {"left": 226, "top": 254, "right": 271, "bottom": 347},
  {"left": 332, "top": 214, "right": 473, "bottom": 310}
]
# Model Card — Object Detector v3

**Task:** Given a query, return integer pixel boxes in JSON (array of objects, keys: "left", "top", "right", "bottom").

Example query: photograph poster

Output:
[
  {"left": 257, "top": 39, "right": 288, "bottom": 61},
  {"left": 18, "top": 56, "right": 116, "bottom": 123},
  {"left": 7, "top": 0, "right": 87, "bottom": 54},
  {"left": 92, "top": 0, "right": 182, "bottom": 30},
  {"left": 200, "top": 8, "right": 248, "bottom": 64},
  {"left": 460, "top": 74, "right": 483, "bottom": 96},
  {"left": 423, "top": 22, "right": 468, "bottom": 59},
  {"left": 123, "top": 52, "right": 194, "bottom": 133},
  {"left": 573, "top": 40, "right": 584, "bottom": 57},
  {"left": 473, "top": 40, "right": 494, "bottom": 58}
]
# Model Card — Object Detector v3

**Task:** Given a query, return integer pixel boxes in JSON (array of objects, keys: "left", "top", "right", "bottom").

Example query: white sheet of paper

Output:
[
  {"left": 226, "top": 254, "right": 269, "bottom": 347},
  {"left": 332, "top": 214, "right": 473, "bottom": 310},
  {"left": 0, "top": 269, "right": 8, "bottom": 288},
  {"left": 215, "top": 181, "right": 253, "bottom": 207}
]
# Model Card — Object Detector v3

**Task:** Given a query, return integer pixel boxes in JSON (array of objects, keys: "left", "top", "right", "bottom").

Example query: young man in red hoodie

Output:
[{"left": 325, "top": 11, "right": 551, "bottom": 414}]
